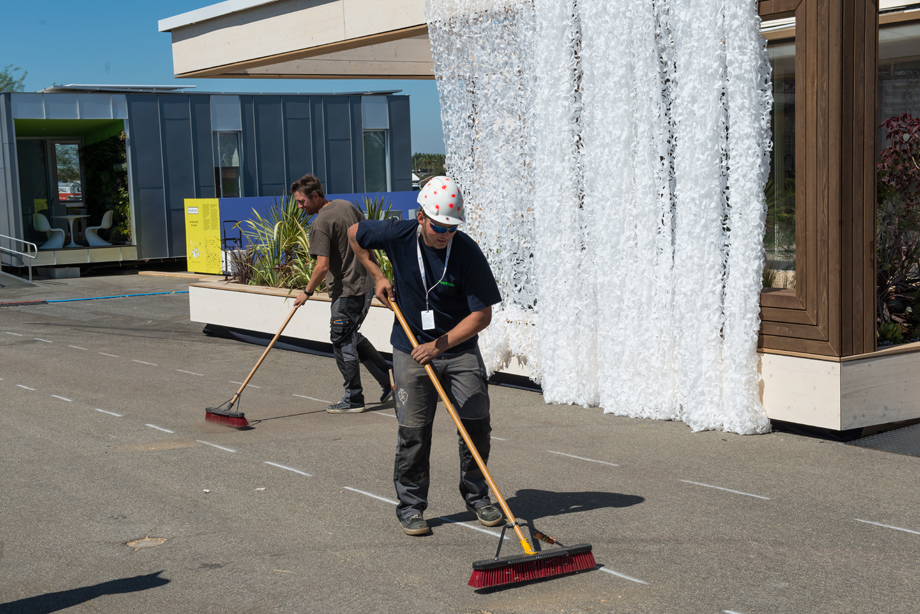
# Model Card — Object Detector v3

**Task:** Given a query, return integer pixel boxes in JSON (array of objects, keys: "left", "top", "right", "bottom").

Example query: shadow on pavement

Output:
[
  {"left": 438, "top": 489, "right": 644, "bottom": 525},
  {"left": 0, "top": 571, "right": 170, "bottom": 614}
]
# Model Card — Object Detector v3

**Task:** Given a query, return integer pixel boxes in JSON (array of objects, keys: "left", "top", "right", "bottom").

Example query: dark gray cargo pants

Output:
[
  {"left": 329, "top": 290, "right": 391, "bottom": 405},
  {"left": 392, "top": 347, "right": 492, "bottom": 521}
]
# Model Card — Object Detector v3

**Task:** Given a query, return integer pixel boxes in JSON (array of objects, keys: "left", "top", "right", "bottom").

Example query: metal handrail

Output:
[{"left": 0, "top": 234, "right": 39, "bottom": 282}]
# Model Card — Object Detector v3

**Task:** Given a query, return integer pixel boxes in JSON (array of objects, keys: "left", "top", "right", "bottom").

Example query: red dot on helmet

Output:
[
  {"left": 449, "top": 204, "right": 453, "bottom": 208},
  {"left": 442, "top": 186, "right": 447, "bottom": 189},
  {"left": 451, "top": 194, "right": 456, "bottom": 197}
]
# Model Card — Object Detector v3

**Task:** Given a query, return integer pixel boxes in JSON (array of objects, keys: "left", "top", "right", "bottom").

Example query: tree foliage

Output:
[{"left": 0, "top": 65, "right": 27, "bottom": 92}]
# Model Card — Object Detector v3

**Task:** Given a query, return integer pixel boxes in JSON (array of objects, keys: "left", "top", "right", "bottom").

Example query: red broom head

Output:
[
  {"left": 205, "top": 409, "right": 250, "bottom": 429},
  {"left": 468, "top": 544, "right": 596, "bottom": 589}
]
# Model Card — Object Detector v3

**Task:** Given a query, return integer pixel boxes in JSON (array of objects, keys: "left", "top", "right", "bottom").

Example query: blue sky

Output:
[{"left": 0, "top": 0, "right": 446, "bottom": 154}]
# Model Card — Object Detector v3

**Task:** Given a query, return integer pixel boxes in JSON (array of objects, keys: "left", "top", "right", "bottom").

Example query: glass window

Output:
[
  {"left": 364, "top": 130, "right": 389, "bottom": 193},
  {"left": 879, "top": 23, "right": 920, "bottom": 138},
  {"left": 213, "top": 132, "right": 242, "bottom": 198},
  {"left": 16, "top": 140, "right": 51, "bottom": 244},
  {"left": 765, "top": 40, "right": 796, "bottom": 289}
]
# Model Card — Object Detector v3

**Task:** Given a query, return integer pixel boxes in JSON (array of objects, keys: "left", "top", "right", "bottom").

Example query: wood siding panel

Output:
[
  {"left": 760, "top": 335, "right": 838, "bottom": 356},
  {"left": 761, "top": 322, "right": 829, "bottom": 340},
  {"left": 761, "top": 307, "right": 816, "bottom": 325}
]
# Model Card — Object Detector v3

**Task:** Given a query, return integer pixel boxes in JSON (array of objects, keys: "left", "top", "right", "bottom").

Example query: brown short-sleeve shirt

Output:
[{"left": 308, "top": 199, "right": 372, "bottom": 299}]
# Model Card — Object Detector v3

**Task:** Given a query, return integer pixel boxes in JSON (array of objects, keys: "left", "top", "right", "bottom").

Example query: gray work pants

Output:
[
  {"left": 392, "top": 347, "right": 492, "bottom": 521},
  {"left": 329, "top": 290, "right": 391, "bottom": 404}
]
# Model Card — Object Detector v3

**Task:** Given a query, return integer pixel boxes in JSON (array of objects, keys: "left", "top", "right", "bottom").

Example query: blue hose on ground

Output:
[{"left": 45, "top": 291, "right": 189, "bottom": 303}]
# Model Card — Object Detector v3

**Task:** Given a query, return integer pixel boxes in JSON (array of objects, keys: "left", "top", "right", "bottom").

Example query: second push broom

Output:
[
  {"left": 388, "top": 298, "right": 596, "bottom": 589},
  {"left": 206, "top": 303, "right": 301, "bottom": 428}
]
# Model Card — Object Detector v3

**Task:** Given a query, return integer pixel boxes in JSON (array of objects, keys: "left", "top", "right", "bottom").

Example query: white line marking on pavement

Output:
[
  {"left": 231, "top": 381, "right": 259, "bottom": 388},
  {"left": 342, "top": 486, "right": 399, "bottom": 505},
  {"left": 723, "top": 610, "right": 746, "bottom": 614},
  {"left": 99, "top": 352, "right": 119, "bottom": 358},
  {"left": 854, "top": 518, "right": 920, "bottom": 535},
  {"left": 51, "top": 395, "right": 72, "bottom": 402},
  {"left": 679, "top": 480, "right": 770, "bottom": 500},
  {"left": 265, "top": 461, "right": 312, "bottom": 477},
  {"left": 95, "top": 409, "right": 123, "bottom": 417},
  {"left": 5, "top": 332, "right": 23, "bottom": 336},
  {"left": 373, "top": 412, "right": 397, "bottom": 418},
  {"left": 34, "top": 338, "right": 53, "bottom": 343},
  {"left": 177, "top": 369, "right": 203, "bottom": 376},
  {"left": 548, "top": 451, "right": 619, "bottom": 466},
  {"left": 599, "top": 567, "right": 649, "bottom": 585},
  {"left": 197, "top": 440, "right": 236, "bottom": 453},
  {"left": 435, "top": 516, "right": 509, "bottom": 539},
  {"left": 133, "top": 360, "right": 158, "bottom": 366},
  {"left": 68, "top": 345, "right": 87, "bottom": 350},
  {"left": 17, "top": 385, "right": 35, "bottom": 391},
  {"left": 146, "top": 424, "right": 174, "bottom": 433},
  {"left": 491, "top": 436, "right": 507, "bottom": 441},
  {"left": 293, "top": 394, "right": 333, "bottom": 403}
]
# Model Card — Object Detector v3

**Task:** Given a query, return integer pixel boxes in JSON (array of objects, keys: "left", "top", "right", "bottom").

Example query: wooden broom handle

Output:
[
  {"left": 388, "top": 299, "right": 536, "bottom": 556},
  {"left": 231, "top": 304, "right": 300, "bottom": 403}
]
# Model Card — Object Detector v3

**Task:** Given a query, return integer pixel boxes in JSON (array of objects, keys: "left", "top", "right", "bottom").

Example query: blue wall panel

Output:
[
  {"left": 310, "top": 96, "right": 326, "bottom": 187},
  {"left": 350, "top": 96, "right": 365, "bottom": 193},
  {"left": 388, "top": 96, "right": 413, "bottom": 192},
  {"left": 254, "top": 96, "right": 286, "bottom": 197},
  {"left": 159, "top": 96, "right": 195, "bottom": 257},
  {"left": 283, "top": 96, "right": 312, "bottom": 188},
  {"left": 190, "top": 96, "right": 214, "bottom": 199},
  {"left": 126, "top": 95, "right": 167, "bottom": 258},
  {"left": 324, "top": 98, "right": 353, "bottom": 194},
  {"left": 240, "top": 96, "right": 258, "bottom": 197}
]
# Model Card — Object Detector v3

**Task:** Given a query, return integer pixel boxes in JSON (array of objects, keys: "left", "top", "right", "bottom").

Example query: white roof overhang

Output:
[
  {"left": 160, "top": 0, "right": 920, "bottom": 80},
  {"left": 160, "top": 0, "right": 432, "bottom": 80}
]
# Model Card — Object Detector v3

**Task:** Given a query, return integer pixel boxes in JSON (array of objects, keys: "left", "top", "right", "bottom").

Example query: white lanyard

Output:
[{"left": 416, "top": 225, "right": 452, "bottom": 311}]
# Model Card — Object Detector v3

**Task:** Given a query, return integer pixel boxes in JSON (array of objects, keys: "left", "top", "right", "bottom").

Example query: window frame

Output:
[{"left": 757, "top": 0, "right": 878, "bottom": 357}]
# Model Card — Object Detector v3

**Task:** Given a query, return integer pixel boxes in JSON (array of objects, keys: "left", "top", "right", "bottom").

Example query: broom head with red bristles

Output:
[
  {"left": 205, "top": 399, "right": 250, "bottom": 429},
  {"left": 468, "top": 543, "right": 595, "bottom": 589}
]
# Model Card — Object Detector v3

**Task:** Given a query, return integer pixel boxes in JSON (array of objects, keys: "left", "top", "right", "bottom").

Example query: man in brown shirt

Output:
[{"left": 292, "top": 174, "right": 392, "bottom": 412}]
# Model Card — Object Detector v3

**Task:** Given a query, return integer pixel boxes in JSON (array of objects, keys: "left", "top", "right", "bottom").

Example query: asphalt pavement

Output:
[{"left": 1, "top": 272, "right": 918, "bottom": 613}]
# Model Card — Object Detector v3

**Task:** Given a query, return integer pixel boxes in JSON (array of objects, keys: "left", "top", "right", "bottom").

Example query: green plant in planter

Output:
[
  {"left": 237, "top": 195, "right": 318, "bottom": 290},
  {"left": 361, "top": 194, "right": 395, "bottom": 284},
  {"left": 83, "top": 131, "right": 132, "bottom": 242},
  {"left": 878, "top": 321, "right": 904, "bottom": 345}
]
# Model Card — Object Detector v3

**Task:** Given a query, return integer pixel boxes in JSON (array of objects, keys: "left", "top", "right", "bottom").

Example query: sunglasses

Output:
[{"left": 425, "top": 215, "right": 458, "bottom": 234}]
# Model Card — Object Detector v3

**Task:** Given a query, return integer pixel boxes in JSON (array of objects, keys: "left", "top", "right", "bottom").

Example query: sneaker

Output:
[
  {"left": 466, "top": 503, "right": 504, "bottom": 527},
  {"left": 380, "top": 386, "right": 393, "bottom": 404},
  {"left": 400, "top": 514, "right": 431, "bottom": 536},
  {"left": 326, "top": 400, "right": 366, "bottom": 414}
]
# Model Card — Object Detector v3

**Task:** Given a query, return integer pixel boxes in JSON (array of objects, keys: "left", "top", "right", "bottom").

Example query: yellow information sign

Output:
[{"left": 184, "top": 198, "right": 222, "bottom": 274}]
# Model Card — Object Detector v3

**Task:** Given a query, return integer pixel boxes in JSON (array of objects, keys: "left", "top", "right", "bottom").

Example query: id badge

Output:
[{"left": 421, "top": 309, "right": 435, "bottom": 330}]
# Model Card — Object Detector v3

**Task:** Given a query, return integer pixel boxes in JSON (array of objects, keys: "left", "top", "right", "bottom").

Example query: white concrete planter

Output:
[
  {"left": 190, "top": 281, "right": 920, "bottom": 430},
  {"left": 188, "top": 281, "right": 529, "bottom": 377}
]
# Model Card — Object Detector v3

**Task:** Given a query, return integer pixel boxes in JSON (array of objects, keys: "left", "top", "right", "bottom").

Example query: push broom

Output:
[
  {"left": 206, "top": 303, "right": 301, "bottom": 428},
  {"left": 388, "top": 298, "right": 596, "bottom": 588}
]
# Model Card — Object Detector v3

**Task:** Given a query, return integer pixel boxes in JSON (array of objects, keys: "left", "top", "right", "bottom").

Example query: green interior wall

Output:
[{"left": 13, "top": 119, "right": 125, "bottom": 145}]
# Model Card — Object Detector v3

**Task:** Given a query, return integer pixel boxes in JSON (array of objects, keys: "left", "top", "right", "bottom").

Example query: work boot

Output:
[
  {"left": 326, "top": 400, "right": 366, "bottom": 413},
  {"left": 400, "top": 514, "right": 431, "bottom": 536},
  {"left": 380, "top": 386, "right": 393, "bottom": 404},
  {"left": 466, "top": 503, "right": 503, "bottom": 527}
]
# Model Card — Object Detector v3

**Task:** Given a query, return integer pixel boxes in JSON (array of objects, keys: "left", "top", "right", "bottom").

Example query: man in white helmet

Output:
[{"left": 347, "top": 177, "right": 503, "bottom": 536}]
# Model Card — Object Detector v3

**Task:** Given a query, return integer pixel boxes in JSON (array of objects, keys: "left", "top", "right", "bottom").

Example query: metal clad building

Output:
[{"left": 0, "top": 87, "right": 411, "bottom": 267}]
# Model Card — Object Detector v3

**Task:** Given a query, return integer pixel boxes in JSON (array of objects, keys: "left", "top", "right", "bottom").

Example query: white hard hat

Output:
[{"left": 418, "top": 176, "right": 464, "bottom": 226}]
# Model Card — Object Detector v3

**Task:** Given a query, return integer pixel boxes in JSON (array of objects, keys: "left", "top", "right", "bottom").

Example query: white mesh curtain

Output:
[{"left": 427, "top": 0, "right": 772, "bottom": 434}]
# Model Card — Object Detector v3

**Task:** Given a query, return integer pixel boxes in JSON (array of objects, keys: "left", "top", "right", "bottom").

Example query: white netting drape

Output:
[{"left": 426, "top": 0, "right": 772, "bottom": 434}]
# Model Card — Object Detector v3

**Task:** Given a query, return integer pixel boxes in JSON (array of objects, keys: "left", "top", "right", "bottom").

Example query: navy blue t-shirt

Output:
[{"left": 355, "top": 219, "right": 502, "bottom": 355}]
